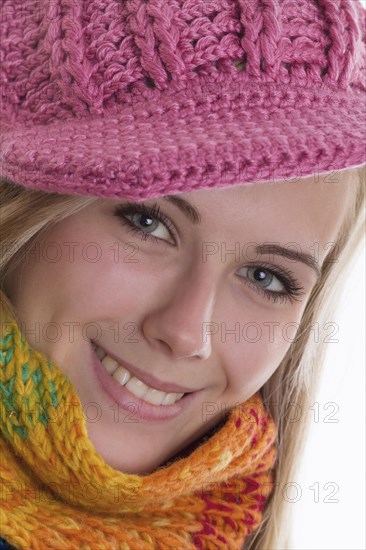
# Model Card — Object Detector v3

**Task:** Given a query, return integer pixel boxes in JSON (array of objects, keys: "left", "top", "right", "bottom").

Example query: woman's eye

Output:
[
  {"left": 239, "top": 266, "right": 285, "bottom": 293},
  {"left": 113, "top": 202, "right": 177, "bottom": 244},
  {"left": 125, "top": 212, "right": 171, "bottom": 241},
  {"left": 236, "top": 265, "right": 306, "bottom": 304}
]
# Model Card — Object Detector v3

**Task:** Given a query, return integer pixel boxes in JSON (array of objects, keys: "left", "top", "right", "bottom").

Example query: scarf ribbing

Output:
[{"left": 0, "top": 303, "right": 277, "bottom": 549}]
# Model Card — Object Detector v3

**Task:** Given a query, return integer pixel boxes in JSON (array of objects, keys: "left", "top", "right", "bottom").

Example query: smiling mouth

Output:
[{"left": 91, "top": 341, "right": 188, "bottom": 406}]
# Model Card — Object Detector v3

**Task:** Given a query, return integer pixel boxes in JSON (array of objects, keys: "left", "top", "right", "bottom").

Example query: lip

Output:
[
  {"left": 90, "top": 342, "right": 202, "bottom": 422},
  {"left": 91, "top": 340, "right": 197, "bottom": 394}
]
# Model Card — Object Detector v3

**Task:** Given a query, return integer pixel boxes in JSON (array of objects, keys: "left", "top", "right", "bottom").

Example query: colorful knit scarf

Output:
[{"left": 0, "top": 302, "right": 277, "bottom": 550}]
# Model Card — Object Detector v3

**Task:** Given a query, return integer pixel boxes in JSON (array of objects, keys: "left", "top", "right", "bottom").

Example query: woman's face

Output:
[{"left": 3, "top": 171, "right": 355, "bottom": 474}]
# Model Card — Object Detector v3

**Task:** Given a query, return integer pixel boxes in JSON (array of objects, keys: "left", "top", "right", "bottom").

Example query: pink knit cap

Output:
[{"left": 1, "top": 0, "right": 365, "bottom": 201}]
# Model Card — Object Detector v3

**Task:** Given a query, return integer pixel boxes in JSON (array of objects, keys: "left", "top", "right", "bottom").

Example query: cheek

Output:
[
  {"left": 17, "top": 224, "right": 121, "bottom": 316},
  {"left": 223, "top": 318, "right": 296, "bottom": 399},
  {"left": 31, "top": 223, "right": 158, "bottom": 322}
]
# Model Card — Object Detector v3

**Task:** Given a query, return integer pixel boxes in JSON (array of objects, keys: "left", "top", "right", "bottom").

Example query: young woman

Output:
[{"left": 1, "top": 1, "right": 365, "bottom": 548}]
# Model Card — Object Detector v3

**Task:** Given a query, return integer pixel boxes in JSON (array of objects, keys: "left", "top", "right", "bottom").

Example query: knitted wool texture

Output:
[
  {"left": 0, "top": 301, "right": 277, "bottom": 549},
  {"left": 1, "top": 0, "right": 366, "bottom": 201}
]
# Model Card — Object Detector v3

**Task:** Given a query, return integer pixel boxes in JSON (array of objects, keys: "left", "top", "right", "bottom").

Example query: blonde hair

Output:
[
  {"left": 0, "top": 167, "right": 365, "bottom": 549},
  {"left": 247, "top": 165, "right": 366, "bottom": 549}
]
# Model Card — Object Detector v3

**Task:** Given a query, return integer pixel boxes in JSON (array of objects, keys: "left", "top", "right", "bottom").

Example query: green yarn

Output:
[
  {"left": 21, "top": 363, "right": 29, "bottom": 382},
  {"left": 47, "top": 376, "right": 59, "bottom": 408},
  {"left": 31, "top": 365, "right": 43, "bottom": 386},
  {"left": 0, "top": 326, "right": 63, "bottom": 441},
  {"left": 0, "top": 345, "right": 13, "bottom": 365},
  {"left": 12, "top": 424, "right": 28, "bottom": 441},
  {"left": 0, "top": 375, "right": 15, "bottom": 399}
]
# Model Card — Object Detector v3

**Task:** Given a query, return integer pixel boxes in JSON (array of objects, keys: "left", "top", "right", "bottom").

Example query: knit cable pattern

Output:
[
  {"left": 0, "top": 0, "right": 365, "bottom": 200},
  {"left": 0, "top": 301, "right": 277, "bottom": 549}
]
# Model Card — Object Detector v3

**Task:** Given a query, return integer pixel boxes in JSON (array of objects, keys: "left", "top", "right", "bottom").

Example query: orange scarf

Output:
[{"left": 0, "top": 303, "right": 277, "bottom": 549}]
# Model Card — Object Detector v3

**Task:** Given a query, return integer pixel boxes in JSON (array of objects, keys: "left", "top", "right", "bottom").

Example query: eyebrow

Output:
[
  {"left": 162, "top": 195, "right": 321, "bottom": 278},
  {"left": 162, "top": 195, "right": 201, "bottom": 224}
]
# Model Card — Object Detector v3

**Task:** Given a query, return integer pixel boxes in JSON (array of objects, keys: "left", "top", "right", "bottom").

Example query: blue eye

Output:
[
  {"left": 113, "top": 202, "right": 177, "bottom": 244},
  {"left": 123, "top": 211, "right": 168, "bottom": 240},
  {"left": 244, "top": 267, "right": 284, "bottom": 291},
  {"left": 237, "top": 264, "right": 306, "bottom": 304}
]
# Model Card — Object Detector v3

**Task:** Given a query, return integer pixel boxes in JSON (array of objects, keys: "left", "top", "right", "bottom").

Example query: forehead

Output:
[{"left": 174, "top": 169, "right": 356, "bottom": 258}]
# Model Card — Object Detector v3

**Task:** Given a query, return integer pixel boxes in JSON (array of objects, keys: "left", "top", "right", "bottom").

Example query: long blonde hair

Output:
[{"left": 0, "top": 167, "right": 365, "bottom": 549}]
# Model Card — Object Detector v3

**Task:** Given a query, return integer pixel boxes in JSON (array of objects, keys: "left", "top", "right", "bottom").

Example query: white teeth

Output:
[
  {"left": 125, "top": 377, "right": 149, "bottom": 400},
  {"left": 94, "top": 344, "right": 185, "bottom": 406},
  {"left": 161, "top": 393, "right": 178, "bottom": 405},
  {"left": 112, "top": 365, "right": 131, "bottom": 386},
  {"left": 144, "top": 387, "right": 174, "bottom": 406},
  {"left": 101, "top": 355, "right": 118, "bottom": 374}
]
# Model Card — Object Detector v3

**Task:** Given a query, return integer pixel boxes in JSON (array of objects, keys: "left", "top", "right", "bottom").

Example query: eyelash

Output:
[
  {"left": 114, "top": 202, "right": 177, "bottom": 243},
  {"left": 113, "top": 202, "right": 306, "bottom": 305},
  {"left": 242, "top": 263, "right": 305, "bottom": 305}
]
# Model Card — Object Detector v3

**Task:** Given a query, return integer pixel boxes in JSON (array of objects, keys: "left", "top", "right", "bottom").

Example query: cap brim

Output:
[{"left": 1, "top": 90, "right": 365, "bottom": 200}]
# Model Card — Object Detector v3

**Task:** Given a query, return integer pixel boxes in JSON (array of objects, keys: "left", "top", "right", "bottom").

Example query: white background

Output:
[
  {"left": 291, "top": 1, "right": 366, "bottom": 548},
  {"left": 291, "top": 246, "right": 365, "bottom": 549}
]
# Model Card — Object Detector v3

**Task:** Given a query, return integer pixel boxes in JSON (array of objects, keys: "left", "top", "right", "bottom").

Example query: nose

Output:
[{"left": 142, "top": 265, "right": 217, "bottom": 360}]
